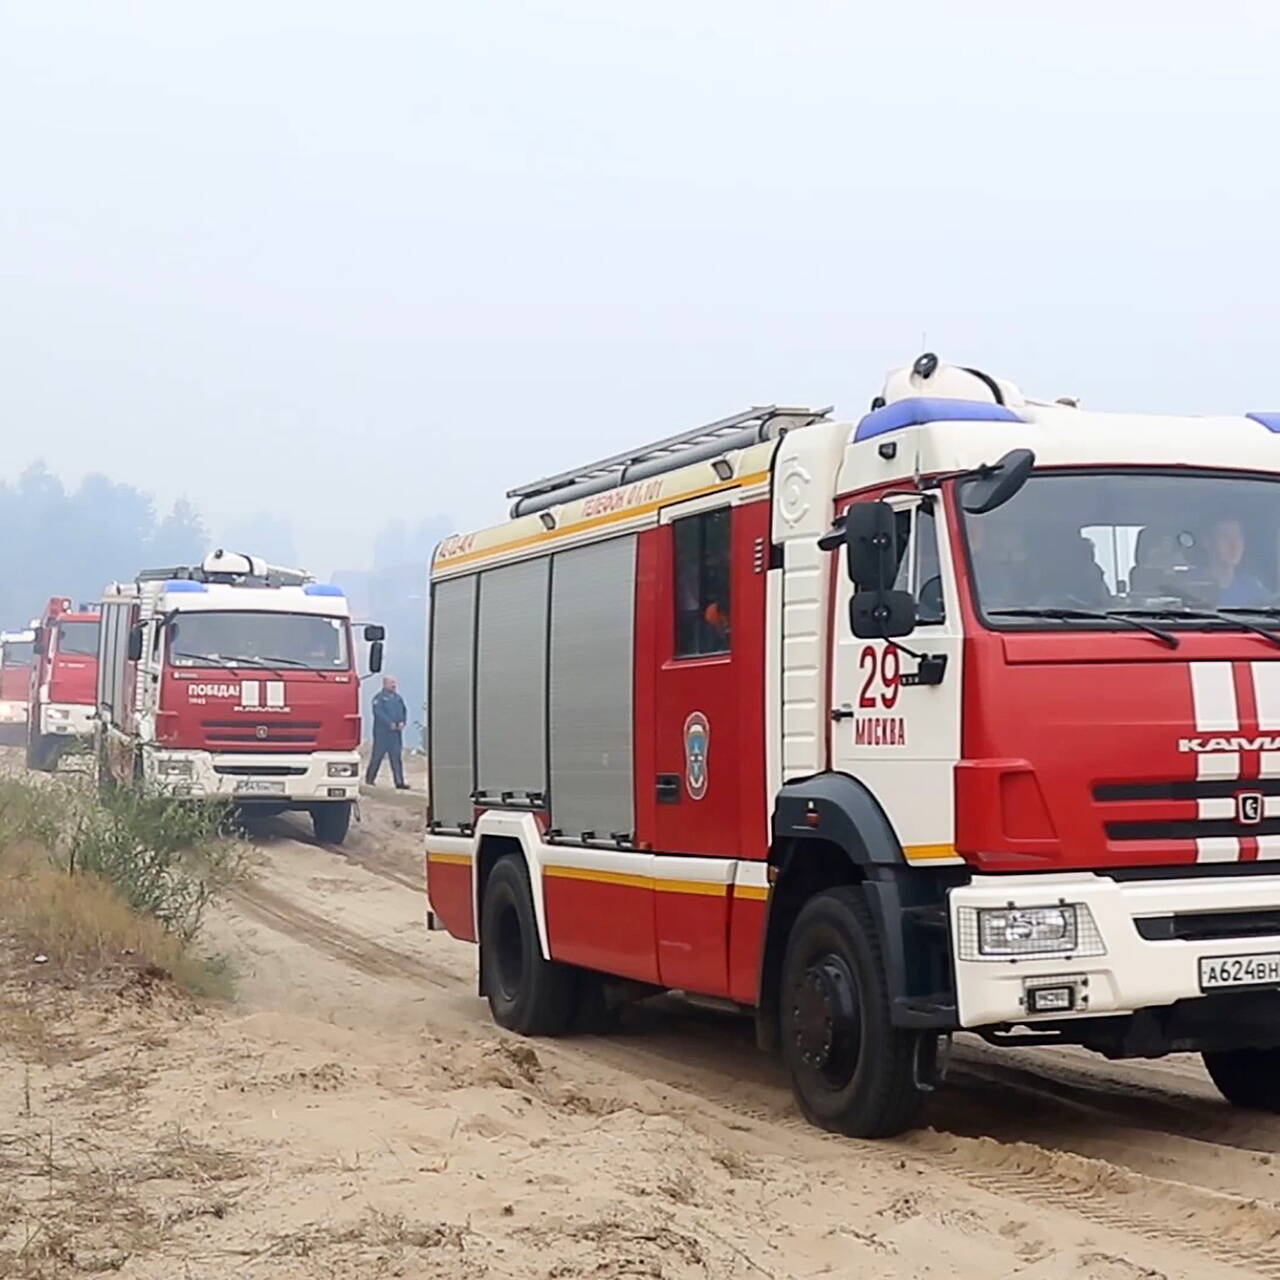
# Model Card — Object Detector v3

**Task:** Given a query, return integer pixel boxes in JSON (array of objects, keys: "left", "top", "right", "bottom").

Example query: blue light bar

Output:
[
  {"left": 164, "top": 580, "right": 207, "bottom": 592},
  {"left": 303, "top": 583, "right": 345, "bottom": 597},
  {"left": 1247, "top": 412, "right": 1280, "bottom": 433},
  {"left": 854, "top": 396, "right": 1024, "bottom": 442}
]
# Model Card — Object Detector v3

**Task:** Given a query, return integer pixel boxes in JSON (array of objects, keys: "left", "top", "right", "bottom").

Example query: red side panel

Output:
[
  {"left": 425, "top": 858, "right": 475, "bottom": 942},
  {"left": 0, "top": 667, "right": 29, "bottom": 702},
  {"left": 545, "top": 875, "right": 659, "bottom": 984},
  {"left": 728, "top": 893, "right": 769, "bottom": 1005},
  {"left": 655, "top": 884, "right": 730, "bottom": 994}
]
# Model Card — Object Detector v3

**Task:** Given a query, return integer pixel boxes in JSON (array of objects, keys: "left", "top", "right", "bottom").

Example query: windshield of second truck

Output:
[
  {"left": 167, "top": 611, "right": 349, "bottom": 670},
  {"left": 55, "top": 621, "right": 99, "bottom": 657},
  {"left": 2, "top": 642, "right": 32, "bottom": 667},
  {"left": 962, "top": 471, "right": 1280, "bottom": 620}
]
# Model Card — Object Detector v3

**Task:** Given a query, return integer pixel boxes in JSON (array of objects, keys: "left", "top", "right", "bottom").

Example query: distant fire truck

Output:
[
  {"left": 426, "top": 356, "right": 1280, "bottom": 1137},
  {"left": 28, "top": 597, "right": 100, "bottom": 771},
  {"left": 0, "top": 624, "right": 36, "bottom": 738},
  {"left": 96, "top": 551, "right": 384, "bottom": 844}
]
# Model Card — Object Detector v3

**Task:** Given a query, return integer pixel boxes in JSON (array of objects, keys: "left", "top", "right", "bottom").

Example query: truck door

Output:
[
  {"left": 637, "top": 492, "right": 767, "bottom": 996},
  {"left": 828, "top": 495, "right": 965, "bottom": 866}
]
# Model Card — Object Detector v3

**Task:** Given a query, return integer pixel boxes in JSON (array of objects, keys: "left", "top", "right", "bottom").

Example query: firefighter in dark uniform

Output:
[{"left": 367, "top": 675, "right": 409, "bottom": 789}]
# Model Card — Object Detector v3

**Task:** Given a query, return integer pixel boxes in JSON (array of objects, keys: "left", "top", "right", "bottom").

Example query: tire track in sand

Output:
[{"left": 228, "top": 879, "right": 453, "bottom": 990}]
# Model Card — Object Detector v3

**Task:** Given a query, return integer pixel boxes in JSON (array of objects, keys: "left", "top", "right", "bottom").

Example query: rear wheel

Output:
[
  {"left": 26, "top": 733, "right": 58, "bottom": 773},
  {"left": 1203, "top": 1047, "right": 1280, "bottom": 1111},
  {"left": 780, "top": 887, "right": 929, "bottom": 1138},
  {"left": 310, "top": 800, "right": 352, "bottom": 844},
  {"left": 481, "top": 855, "right": 576, "bottom": 1036}
]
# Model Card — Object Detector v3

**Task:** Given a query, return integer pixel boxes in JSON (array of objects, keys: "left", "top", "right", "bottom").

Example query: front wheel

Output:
[
  {"left": 480, "top": 856, "right": 576, "bottom": 1036},
  {"left": 780, "top": 887, "right": 930, "bottom": 1138},
  {"left": 310, "top": 800, "right": 352, "bottom": 844},
  {"left": 1203, "top": 1047, "right": 1280, "bottom": 1111}
]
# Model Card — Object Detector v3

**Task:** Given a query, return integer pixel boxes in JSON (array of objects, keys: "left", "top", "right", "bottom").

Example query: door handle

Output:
[
  {"left": 656, "top": 773, "right": 681, "bottom": 804},
  {"left": 831, "top": 705, "right": 855, "bottom": 721}
]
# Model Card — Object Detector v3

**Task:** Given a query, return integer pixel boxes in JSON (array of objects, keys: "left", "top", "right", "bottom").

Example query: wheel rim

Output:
[
  {"left": 493, "top": 900, "right": 525, "bottom": 1001},
  {"left": 792, "top": 953, "right": 861, "bottom": 1090}
]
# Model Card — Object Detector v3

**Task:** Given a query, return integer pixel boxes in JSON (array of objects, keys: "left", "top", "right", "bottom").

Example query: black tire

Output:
[
  {"left": 311, "top": 800, "right": 352, "bottom": 844},
  {"left": 1203, "top": 1047, "right": 1280, "bottom": 1111},
  {"left": 481, "top": 856, "right": 576, "bottom": 1036},
  {"left": 780, "top": 887, "right": 929, "bottom": 1138},
  {"left": 27, "top": 733, "right": 58, "bottom": 773}
]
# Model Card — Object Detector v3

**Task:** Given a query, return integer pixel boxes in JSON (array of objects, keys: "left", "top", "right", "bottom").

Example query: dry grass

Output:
[{"left": 0, "top": 840, "right": 228, "bottom": 999}]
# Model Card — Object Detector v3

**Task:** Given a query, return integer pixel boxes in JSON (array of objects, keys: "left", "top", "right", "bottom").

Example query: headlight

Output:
[
  {"left": 957, "top": 904, "right": 1106, "bottom": 960},
  {"left": 48, "top": 708, "right": 70, "bottom": 721},
  {"left": 327, "top": 762, "right": 359, "bottom": 777},
  {"left": 980, "top": 906, "right": 1076, "bottom": 955},
  {"left": 157, "top": 759, "right": 194, "bottom": 778}
]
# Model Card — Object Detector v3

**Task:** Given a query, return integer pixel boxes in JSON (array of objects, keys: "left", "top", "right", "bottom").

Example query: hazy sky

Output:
[{"left": 3, "top": 1, "right": 1279, "bottom": 575}]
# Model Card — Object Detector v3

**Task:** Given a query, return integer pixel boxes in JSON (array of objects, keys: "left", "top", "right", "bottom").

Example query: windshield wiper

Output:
[
  {"left": 255, "top": 655, "right": 329, "bottom": 680},
  {"left": 172, "top": 651, "right": 241, "bottom": 670},
  {"left": 1113, "top": 607, "right": 1280, "bottom": 651},
  {"left": 988, "top": 608, "right": 1179, "bottom": 648}
]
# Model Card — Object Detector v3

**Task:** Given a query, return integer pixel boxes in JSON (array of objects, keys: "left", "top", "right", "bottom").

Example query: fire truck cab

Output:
[
  {"left": 96, "top": 550, "right": 384, "bottom": 844},
  {"left": 28, "top": 597, "right": 100, "bottom": 771},
  {"left": 0, "top": 625, "right": 36, "bottom": 739},
  {"left": 426, "top": 358, "right": 1280, "bottom": 1137}
]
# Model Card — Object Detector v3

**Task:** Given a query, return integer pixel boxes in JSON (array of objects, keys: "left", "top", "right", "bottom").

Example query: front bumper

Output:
[
  {"left": 145, "top": 750, "right": 361, "bottom": 804},
  {"left": 40, "top": 702, "right": 95, "bottom": 736},
  {"left": 951, "top": 871, "right": 1280, "bottom": 1027}
]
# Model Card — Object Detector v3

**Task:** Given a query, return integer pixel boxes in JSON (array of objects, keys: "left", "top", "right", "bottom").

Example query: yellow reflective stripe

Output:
[
  {"left": 436, "top": 470, "right": 770, "bottom": 572},
  {"left": 544, "top": 865, "right": 731, "bottom": 897},
  {"left": 733, "top": 885, "right": 770, "bottom": 901},
  {"left": 427, "top": 852, "right": 472, "bottom": 866},
  {"left": 903, "top": 843, "right": 960, "bottom": 863}
]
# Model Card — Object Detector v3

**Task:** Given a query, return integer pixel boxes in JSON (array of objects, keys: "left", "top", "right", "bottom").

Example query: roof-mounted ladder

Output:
[{"left": 507, "top": 404, "right": 832, "bottom": 517}]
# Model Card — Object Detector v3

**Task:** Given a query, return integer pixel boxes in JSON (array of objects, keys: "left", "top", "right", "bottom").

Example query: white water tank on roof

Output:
[{"left": 878, "top": 353, "right": 1025, "bottom": 410}]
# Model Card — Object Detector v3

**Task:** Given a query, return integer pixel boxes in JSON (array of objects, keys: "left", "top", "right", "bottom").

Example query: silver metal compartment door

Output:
[
  {"left": 96, "top": 600, "right": 133, "bottom": 728},
  {"left": 549, "top": 535, "right": 636, "bottom": 839},
  {"left": 476, "top": 558, "right": 549, "bottom": 800},
  {"left": 429, "top": 575, "right": 477, "bottom": 827}
]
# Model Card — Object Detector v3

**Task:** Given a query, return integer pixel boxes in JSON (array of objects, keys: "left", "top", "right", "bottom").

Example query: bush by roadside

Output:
[{"left": 0, "top": 777, "right": 246, "bottom": 997}]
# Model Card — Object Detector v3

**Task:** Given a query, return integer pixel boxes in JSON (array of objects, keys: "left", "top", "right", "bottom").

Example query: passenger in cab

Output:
[{"left": 1205, "top": 517, "right": 1268, "bottom": 607}]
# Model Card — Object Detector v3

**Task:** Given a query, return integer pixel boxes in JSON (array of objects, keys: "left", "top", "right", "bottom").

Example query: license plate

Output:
[
  {"left": 234, "top": 779, "right": 286, "bottom": 796},
  {"left": 1199, "top": 952, "right": 1280, "bottom": 991}
]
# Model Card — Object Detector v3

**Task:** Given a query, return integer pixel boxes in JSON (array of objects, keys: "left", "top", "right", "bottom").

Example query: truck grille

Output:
[
  {"left": 1136, "top": 909, "right": 1280, "bottom": 941},
  {"left": 201, "top": 719, "right": 320, "bottom": 747},
  {"left": 1095, "top": 779, "right": 1280, "bottom": 843}
]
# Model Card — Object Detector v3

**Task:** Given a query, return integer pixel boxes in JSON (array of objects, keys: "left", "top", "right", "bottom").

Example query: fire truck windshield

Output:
[
  {"left": 2, "top": 642, "right": 32, "bottom": 666},
  {"left": 55, "top": 621, "right": 100, "bottom": 657},
  {"left": 961, "top": 470, "right": 1280, "bottom": 623},
  {"left": 166, "top": 611, "right": 349, "bottom": 671}
]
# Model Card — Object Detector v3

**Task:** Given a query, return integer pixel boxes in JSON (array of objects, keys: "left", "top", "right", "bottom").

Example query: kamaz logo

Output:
[{"left": 1178, "top": 736, "right": 1280, "bottom": 753}]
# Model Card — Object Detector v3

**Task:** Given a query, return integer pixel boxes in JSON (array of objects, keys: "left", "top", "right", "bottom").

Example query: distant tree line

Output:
[{"left": 0, "top": 462, "right": 205, "bottom": 629}]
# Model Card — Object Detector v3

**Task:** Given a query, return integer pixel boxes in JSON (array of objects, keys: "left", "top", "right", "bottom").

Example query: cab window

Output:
[
  {"left": 890, "top": 504, "right": 945, "bottom": 624},
  {"left": 674, "top": 508, "right": 731, "bottom": 656}
]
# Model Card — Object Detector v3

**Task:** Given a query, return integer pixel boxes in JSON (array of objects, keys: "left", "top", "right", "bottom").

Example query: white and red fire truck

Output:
[
  {"left": 426, "top": 355, "right": 1280, "bottom": 1138},
  {"left": 96, "top": 550, "right": 385, "bottom": 844},
  {"left": 0, "top": 625, "right": 36, "bottom": 738},
  {"left": 28, "top": 597, "right": 100, "bottom": 771}
]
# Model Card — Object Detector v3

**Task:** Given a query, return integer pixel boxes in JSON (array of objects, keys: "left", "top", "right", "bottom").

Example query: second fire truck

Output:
[
  {"left": 96, "top": 550, "right": 384, "bottom": 844},
  {"left": 0, "top": 624, "right": 36, "bottom": 741},
  {"left": 426, "top": 356, "right": 1280, "bottom": 1138},
  {"left": 28, "top": 597, "right": 100, "bottom": 771}
]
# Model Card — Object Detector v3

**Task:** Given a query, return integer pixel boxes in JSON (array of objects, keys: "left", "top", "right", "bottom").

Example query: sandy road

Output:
[{"left": 179, "top": 789, "right": 1280, "bottom": 1278}]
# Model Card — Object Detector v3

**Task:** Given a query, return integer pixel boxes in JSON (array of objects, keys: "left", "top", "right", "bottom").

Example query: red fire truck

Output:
[
  {"left": 426, "top": 356, "right": 1280, "bottom": 1138},
  {"left": 96, "top": 551, "right": 384, "bottom": 844},
  {"left": 28, "top": 598, "right": 100, "bottom": 771},
  {"left": 0, "top": 625, "right": 36, "bottom": 741}
]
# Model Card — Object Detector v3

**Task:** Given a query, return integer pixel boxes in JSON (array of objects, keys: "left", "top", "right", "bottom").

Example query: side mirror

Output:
[
  {"left": 364, "top": 623, "right": 386, "bottom": 642},
  {"left": 127, "top": 625, "right": 144, "bottom": 662},
  {"left": 32, "top": 627, "right": 44, "bottom": 656},
  {"left": 850, "top": 590, "right": 917, "bottom": 639},
  {"left": 961, "top": 448, "right": 1035, "bottom": 515},
  {"left": 818, "top": 500, "right": 899, "bottom": 590},
  {"left": 369, "top": 640, "right": 384, "bottom": 674}
]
